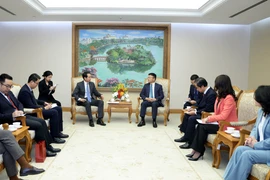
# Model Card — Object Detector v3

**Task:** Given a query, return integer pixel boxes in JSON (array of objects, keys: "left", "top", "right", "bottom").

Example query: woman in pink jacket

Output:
[{"left": 186, "top": 74, "right": 238, "bottom": 161}]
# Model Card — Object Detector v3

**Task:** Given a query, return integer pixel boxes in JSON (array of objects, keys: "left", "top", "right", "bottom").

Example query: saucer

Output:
[
  {"left": 225, "top": 130, "right": 233, "bottom": 134},
  {"left": 231, "top": 133, "right": 240, "bottom": 138},
  {"left": 8, "top": 128, "right": 18, "bottom": 132}
]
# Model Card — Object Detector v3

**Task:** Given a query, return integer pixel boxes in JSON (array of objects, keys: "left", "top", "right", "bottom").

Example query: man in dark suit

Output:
[
  {"left": 175, "top": 77, "right": 216, "bottom": 149},
  {"left": 72, "top": 71, "right": 105, "bottom": 127},
  {"left": 137, "top": 73, "right": 164, "bottom": 128},
  {"left": 18, "top": 73, "right": 68, "bottom": 144},
  {"left": 0, "top": 73, "right": 59, "bottom": 157},
  {"left": 0, "top": 130, "right": 45, "bottom": 179},
  {"left": 183, "top": 74, "right": 203, "bottom": 109}
]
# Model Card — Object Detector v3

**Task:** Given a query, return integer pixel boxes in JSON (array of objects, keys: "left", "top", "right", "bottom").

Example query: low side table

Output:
[
  {"left": 107, "top": 101, "right": 132, "bottom": 123},
  {"left": 212, "top": 131, "right": 240, "bottom": 169},
  {"left": 12, "top": 126, "right": 32, "bottom": 162}
]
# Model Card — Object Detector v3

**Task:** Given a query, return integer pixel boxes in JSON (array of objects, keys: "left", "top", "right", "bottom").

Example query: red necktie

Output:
[{"left": 7, "top": 94, "right": 18, "bottom": 110}]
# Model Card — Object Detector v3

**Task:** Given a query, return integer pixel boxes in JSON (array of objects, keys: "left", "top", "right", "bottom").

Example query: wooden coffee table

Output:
[
  {"left": 107, "top": 101, "right": 132, "bottom": 123},
  {"left": 12, "top": 126, "right": 32, "bottom": 162},
  {"left": 212, "top": 131, "right": 240, "bottom": 169}
]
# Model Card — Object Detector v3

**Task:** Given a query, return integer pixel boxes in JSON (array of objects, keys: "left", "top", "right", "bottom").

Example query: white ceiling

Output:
[{"left": 0, "top": 0, "right": 270, "bottom": 24}]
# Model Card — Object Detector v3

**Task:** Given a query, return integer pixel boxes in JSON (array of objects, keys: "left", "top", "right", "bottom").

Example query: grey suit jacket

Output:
[{"left": 72, "top": 81, "right": 102, "bottom": 102}]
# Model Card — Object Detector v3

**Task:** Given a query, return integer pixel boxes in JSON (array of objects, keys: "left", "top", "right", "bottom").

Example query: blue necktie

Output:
[
  {"left": 149, "top": 84, "right": 153, "bottom": 98},
  {"left": 86, "top": 84, "right": 91, "bottom": 102}
]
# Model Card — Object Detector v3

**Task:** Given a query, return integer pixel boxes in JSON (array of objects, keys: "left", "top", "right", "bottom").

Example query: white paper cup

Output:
[
  {"left": 227, "top": 127, "right": 235, "bottom": 133},
  {"left": 126, "top": 99, "right": 131, "bottom": 102},
  {"left": 186, "top": 106, "right": 191, "bottom": 110},
  {"left": 13, "top": 122, "right": 20, "bottom": 127},
  {"left": 110, "top": 98, "right": 115, "bottom": 102}
]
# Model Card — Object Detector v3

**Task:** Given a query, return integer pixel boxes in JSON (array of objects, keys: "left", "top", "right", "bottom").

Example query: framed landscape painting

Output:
[{"left": 72, "top": 23, "right": 171, "bottom": 91}]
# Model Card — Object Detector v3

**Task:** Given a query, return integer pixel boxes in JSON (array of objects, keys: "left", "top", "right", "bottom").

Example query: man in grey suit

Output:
[
  {"left": 72, "top": 71, "right": 105, "bottom": 127},
  {"left": 0, "top": 130, "right": 44, "bottom": 179}
]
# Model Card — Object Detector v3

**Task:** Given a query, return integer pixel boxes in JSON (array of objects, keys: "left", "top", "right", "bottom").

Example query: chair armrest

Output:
[
  {"left": 235, "top": 129, "right": 251, "bottom": 148},
  {"left": 2, "top": 123, "right": 9, "bottom": 130},
  {"left": 201, "top": 111, "right": 214, "bottom": 119},
  {"left": 15, "top": 116, "right": 27, "bottom": 126},
  {"left": 24, "top": 108, "right": 44, "bottom": 119},
  {"left": 136, "top": 97, "right": 142, "bottom": 109}
]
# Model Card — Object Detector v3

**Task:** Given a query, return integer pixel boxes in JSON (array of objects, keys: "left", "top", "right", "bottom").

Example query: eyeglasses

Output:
[{"left": 1, "top": 83, "right": 13, "bottom": 89}]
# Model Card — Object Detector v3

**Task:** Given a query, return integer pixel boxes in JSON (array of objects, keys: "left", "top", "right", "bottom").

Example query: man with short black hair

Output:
[
  {"left": 18, "top": 73, "right": 68, "bottom": 144},
  {"left": 72, "top": 71, "right": 105, "bottom": 127},
  {"left": 137, "top": 73, "right": 164, "bottom": 128},
  {"left": 175, "top": 77, "right": 216, "bottom": 149},
  {"left": 183, "top": 74, "right": 203, "bottom": 109}
]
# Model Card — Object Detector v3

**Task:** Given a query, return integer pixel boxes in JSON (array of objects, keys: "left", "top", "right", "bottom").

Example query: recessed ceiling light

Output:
[{"left": 37, "top": 0, "right": 210, "bottom": 9}]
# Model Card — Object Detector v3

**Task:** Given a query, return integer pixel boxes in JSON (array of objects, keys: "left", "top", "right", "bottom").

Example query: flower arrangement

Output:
[{"left": 112, "top": 83, "right": 129, "bottom": 100}]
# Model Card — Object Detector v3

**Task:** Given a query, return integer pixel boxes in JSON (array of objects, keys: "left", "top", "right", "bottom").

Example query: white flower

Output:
[{"left": 124, "top": 93, "right": 129, "bottom": 98}]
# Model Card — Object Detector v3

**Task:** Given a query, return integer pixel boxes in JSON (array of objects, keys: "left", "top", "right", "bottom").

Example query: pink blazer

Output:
[{"left": 207, "top": 94, "right": 238, "bottom": 130}]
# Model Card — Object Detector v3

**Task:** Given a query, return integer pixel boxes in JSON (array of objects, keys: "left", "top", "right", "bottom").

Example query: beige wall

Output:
[
  {"left": 0, "top": 22, "right": 250, "bottom": 111},
  {"left": 248, "top": 17, "right": 270, "bottom": 89}
]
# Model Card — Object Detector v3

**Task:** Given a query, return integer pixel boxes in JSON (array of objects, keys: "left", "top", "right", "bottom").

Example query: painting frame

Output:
[{"left": 72, "top": 23, "right": 171, "bottom": 92}]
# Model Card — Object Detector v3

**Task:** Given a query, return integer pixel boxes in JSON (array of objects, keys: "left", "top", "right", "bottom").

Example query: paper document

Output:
[
  {"left": 197, "top": 119, "right": 218, "bottom": 125},
  {"left": 51, "top": 103, "right": 58, "bottom": 108},
  {"left": 48, "top": 84, "right": 58, "bottom": 95}
]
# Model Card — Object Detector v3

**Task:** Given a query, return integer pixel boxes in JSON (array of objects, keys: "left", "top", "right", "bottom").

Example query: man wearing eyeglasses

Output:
[{"left": 0, "top": 73, "right": 59, "bottom": 157}]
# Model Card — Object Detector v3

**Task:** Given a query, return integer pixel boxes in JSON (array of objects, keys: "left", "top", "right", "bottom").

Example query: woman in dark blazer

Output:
[{"left": 38, "top": 71, "right": 61, "bottom": 106}]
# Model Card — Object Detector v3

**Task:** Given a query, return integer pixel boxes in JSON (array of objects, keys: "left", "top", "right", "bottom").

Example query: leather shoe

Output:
[
  {"left": 174, "top": 137, "right": 187, "bottom": 143},
  {"left": 52, "top": 137, "right": 65, "bottom": 144},
  {"left": 153, "top": 121, "right": 157, "bottom": 128},
  {"left": 57, "top": 132, "right": 69, "bottom": 138},
  {"left": 89, "top": 120, "right": 94, "bottom": 127},
  {"left": 97, "top": 119, "right": 106, "bottom": 126},
  {"left": 47, "top": 145, "right": 61, "bottom": 153},
  {"left": 46, "top": 150, "right": 57, "bottom": 157},
  {"left": 180, "top": 142, "right": 191, "bottom": 149},
  {"left": 20, "top": 166, "right": 45, "bottom": 176},
  {"left": 137, "top": 120, "right": 145, "bottom": 127},
  {"left": 178, "top": 124, "right": 182, "bottom": 128}
]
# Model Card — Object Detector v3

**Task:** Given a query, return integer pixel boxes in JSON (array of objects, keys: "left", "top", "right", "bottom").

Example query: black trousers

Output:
[
  {"left": 24, "top": 115, "right": 53, "bottom": 148},
  {"left": 191, "top": 124, "right": 219, "bottom": 154},
  {"left": 42, "top": 106, "right": 63, "bottom": 137},
  {"left": 180, "top": 113, "right": 201, "bottom": 143},
  {"left": 140, "top": 101, "right": 161, "bottom": 120},
  {"left": 77, "top": 99, "right": 104, "bottom": 121}
]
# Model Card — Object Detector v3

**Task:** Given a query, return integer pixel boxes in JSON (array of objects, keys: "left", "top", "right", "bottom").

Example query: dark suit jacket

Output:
[
  {"left": 196, "top": 87, "right": 216, "bottom": 115},
  {"left": 18, "top": 84, "right": 45, "bottom": 109},
  {"left": 188, "top": 84, "right": 203, "bottom": 104},
  {"left": 38, "top": 78, "right": 55, "bottom": 102},
  {"left": 0, "top": 91, "right": 24, "bottom": 124},
  {"left": 72, "top": 81, "right": 102, "bottom": 102},
  {"left": 140, "top": 83, "right": 164, "bottom": 107}
]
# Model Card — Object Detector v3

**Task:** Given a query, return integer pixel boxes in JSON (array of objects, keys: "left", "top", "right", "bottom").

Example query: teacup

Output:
[
  {"left": 126, "top": 99, "right": 131, "bottom": 102},
  {"left": 110, "top": 98, "right": 115, "bottom": 102},
  {"left": 233, "top": 130, "right": 240, "bottom": 135},
  {"left": 13, "top": 122, "right": 21, "bottom": 127},
  {"left": 227, "top": 127, "right": 235, "bottom": 133}
]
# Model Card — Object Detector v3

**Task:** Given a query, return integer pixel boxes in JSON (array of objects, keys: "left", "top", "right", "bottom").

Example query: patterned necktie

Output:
[
  {"left": 7, "top": 94, "right": 18, "bottom": 110},
  {"left": 149, "top": 84, "right": 153, "bottom": 98},
  {"left": 86, "top": 84, "right": 91, "bottom": 102}
]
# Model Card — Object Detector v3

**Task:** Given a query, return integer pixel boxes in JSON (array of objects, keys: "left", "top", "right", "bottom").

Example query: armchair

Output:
[
  {"left": 135, "top": 78, "right": 170, "bottom": 126},
  {"left": 209, "top": 90, "right": 258, "bottom": 168},
  {"left": 70, "top": 77, "right": 99, "bottom": 124}
]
